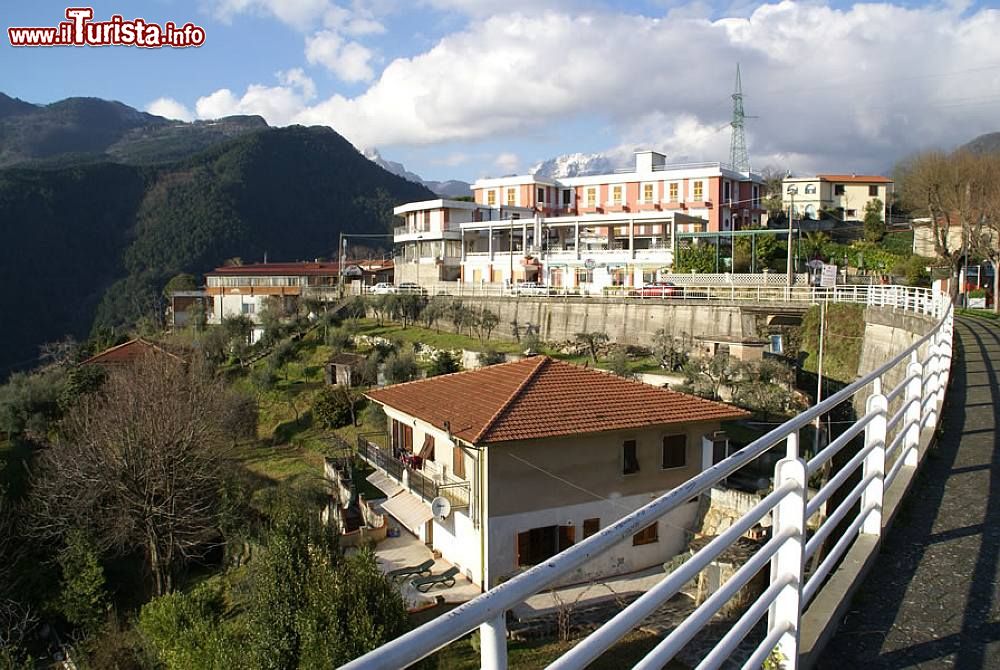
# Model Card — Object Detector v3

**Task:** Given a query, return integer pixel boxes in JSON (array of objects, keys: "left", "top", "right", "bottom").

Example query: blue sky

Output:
[{"left": 3, "top": 0, "right": 999, "bottom": 181}]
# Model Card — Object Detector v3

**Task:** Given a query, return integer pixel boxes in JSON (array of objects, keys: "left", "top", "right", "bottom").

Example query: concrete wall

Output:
[
  {"left": 858, "top": 307, "right": 936, "bottom": 392},
  {"left": 451, "top": 297, "right": 752, "bottom": 345}
]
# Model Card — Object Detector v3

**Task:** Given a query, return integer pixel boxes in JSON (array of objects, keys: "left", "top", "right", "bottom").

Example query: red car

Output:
[{"left": 630, "top": 281, "right": 679, "bottom": 297}]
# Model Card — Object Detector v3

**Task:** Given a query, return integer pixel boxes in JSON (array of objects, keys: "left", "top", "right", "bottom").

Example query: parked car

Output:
[
  {"left": 511, "top": 282, "right": 555, "bottom": 296},
  {"left": 369, "top": 282, "right": 397, "bottom": 295},
  {"left": 398, "top": 282, "right": 427, "bottom": 295},
  {"left": 629, "top": 281, "right": 679, "bottom": 298}
]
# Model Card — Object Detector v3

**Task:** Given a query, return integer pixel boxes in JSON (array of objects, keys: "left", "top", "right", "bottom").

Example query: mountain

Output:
[
  {"left": 0, "top": 93, "right": 268, "bottom": 168},
  {"left": 530, "top": 151, "right": 620, "bottom": 179},
  {"left": 0, "top": 125, "right": 433, "bottom": 377},
  {"left": 364, "top": 148, "right": 472, "bottom": 198},
  {"left": 960, "top": 132, "right": 1000, "bottom": 155}
]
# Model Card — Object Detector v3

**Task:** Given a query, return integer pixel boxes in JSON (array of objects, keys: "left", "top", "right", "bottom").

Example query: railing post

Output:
[
  {"left": 905, "top": 354, "right": 923, "bottom": 467},
  {"left": 861, "top": 384, "right": 887, "bottom": 533},
  {"left": 925, "top": 339, "right": 940, "bottom": 430},
  {"left": 480, "top": 615, "right": 508, "bottom": 670},
  {"left": 769, "top": 456, "right": 806, "bottom": 669}
]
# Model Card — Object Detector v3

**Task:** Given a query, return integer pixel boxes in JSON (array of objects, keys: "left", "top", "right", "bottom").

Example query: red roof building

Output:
[{"left": 362, "top": 356, "right": 747, "bottom": 590}]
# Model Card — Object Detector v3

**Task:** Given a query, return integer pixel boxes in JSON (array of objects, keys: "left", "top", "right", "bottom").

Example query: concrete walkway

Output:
[{"left": 820, "top": 317, "right": 1000, "bottom": 668}]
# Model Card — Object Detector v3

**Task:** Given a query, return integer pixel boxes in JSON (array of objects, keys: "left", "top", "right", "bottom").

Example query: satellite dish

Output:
[{"left": 430, "top": 496, "right": 451, "bottom": 520}]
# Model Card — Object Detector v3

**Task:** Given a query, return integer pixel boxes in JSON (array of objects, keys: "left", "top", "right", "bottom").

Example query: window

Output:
[
  {"left": 612, "top": 185, "right": 623, "bottom": 205},
  {"left": 847, "top": 209, "right": 857, "bottom": 217},
  {"left": 633, "top": 523, "right": 659, "bottom": 546},
  {"left": 418, "top": 433, "right": 435, "bottom": 462},
  {"left": 669, "top": 182, "right": 679, "bottom": 201},
  {"left": 576, "top": 268, "right": 593, "bottom": 284},
  {"left": 517, "top": 525, "right": 575, "bottom": 567},
  {"left": 805, "top": 184, "right": 816, "bottom": 194},
  {"left": 623, "top": 440, "right": 640, "bottom": 475},
  {"left": 869, "top": 185, "right": 878, "bottom": 197},
  {"left": 693, "top": 181, "right": 704, "bottom": 201},
  {"left": 241, "top": 303, "right": 255, "bottom": 314},
  {"left": 834, "top": 184, "right": 846, "bottom": 196},
  {"left": 770, "top": 334, "right": 784, "bottom": 354},
  {"left": 507, "top": 188, "right": 517, "bottom": 206},
  {"left": 643, "top": 183, "right": 654, "bottom": 202},
  {"left": 583, "top": 518, "right": 600, "bottom": 539},
  {"left": 562, "top": 189, "right": 572, "bottom": 206},
  {"left": 487, "top": 190, "right": 496, "bottom": 206},
  {"left": 586, "top": 187, "right": 597, "bottom": 207},
  {"left": 752, "top": 184, "right": 760, "bottom": 207},
  {"left": 537, "top": 187, "right": 545, "bottom": 202},
  {"left": 643, "top": 268, "right": 658, "bottom": 284},
  {"left": 724, "top": 181, "right": 731, "bottom": 202},
  {"left": 453, "top": 445, "right": 466, "bottom": 479},
  {"left": 661, "top": 434, "right": 686, "bottom": 469}
]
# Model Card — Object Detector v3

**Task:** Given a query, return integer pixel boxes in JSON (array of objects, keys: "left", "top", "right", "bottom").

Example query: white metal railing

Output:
[
  {"left": 342, "top": 289, "right": 952, "bottom": 670},
  {"left": 410, "top": 282, "right": 939, "bottom": 314}
]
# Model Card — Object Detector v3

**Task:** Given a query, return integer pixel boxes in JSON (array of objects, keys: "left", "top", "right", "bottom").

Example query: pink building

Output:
[{"left": 392, "top": 151, "right": 767, "bottom": 291}]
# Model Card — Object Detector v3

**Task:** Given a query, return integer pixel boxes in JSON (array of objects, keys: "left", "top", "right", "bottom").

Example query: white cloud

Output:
[
  {"left": 278, "top": 67, "right": 317, "bottom": 99},
  {"left": 146, "top": 97, "right": 194, "bottom": 121},
  {"left": 305, "top": 30, "right": 375, "bottom": 82},
  {"left": 494, "top": 152, "right": 519, "bottom": 173},
  {"left": 196, "top": 2, "right": 1000, "bottom": 174}
]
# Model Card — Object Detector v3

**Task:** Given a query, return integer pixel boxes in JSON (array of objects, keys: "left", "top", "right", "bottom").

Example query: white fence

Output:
[
  {"left": 391, "top": 282, "right": 939, "bottom": 316},
  {"left": 341, "top": 286, "right": 952, "bottom": 670}
]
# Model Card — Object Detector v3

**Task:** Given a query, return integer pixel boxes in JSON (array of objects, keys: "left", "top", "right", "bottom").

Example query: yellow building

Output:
[{"left": 781, "top": 174, "right": 892, "bottom": 222}]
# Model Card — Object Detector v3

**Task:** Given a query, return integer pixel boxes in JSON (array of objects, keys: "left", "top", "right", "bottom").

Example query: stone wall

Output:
[{"left": 440, "top": 296, "right": 753, "bottom": 345}]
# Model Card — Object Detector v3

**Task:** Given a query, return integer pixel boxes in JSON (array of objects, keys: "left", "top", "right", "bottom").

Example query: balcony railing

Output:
[{"left": 356, "top": 437, "right": 470, "bottom": 510}]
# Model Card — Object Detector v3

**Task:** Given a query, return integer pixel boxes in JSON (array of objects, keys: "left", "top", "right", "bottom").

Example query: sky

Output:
[{"left": 2, "top": 0, "right": 999, "bottom": 181}]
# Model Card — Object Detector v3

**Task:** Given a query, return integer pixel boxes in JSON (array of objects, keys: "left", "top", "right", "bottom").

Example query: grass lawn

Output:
[
  {"left": 426, "top": 630, "right": 686, "bottom": 669},
  {"left": 357, "top": 320, "right": 522, "bottom": 354}
]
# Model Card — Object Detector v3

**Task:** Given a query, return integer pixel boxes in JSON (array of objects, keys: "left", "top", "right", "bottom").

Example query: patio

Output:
[{"left": 371, "top": 517, "right": 481, "bottom": 608}]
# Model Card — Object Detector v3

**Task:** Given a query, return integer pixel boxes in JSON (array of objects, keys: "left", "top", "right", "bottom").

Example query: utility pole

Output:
[
  {"left": 338, "top": 232, "right": 344, "bottom": 298},
  {"left": 814, "top": 299, "right": 826, "bottom": 456},
  {"left": 786, "top": 186, "right": 797, "bottom": 287}
]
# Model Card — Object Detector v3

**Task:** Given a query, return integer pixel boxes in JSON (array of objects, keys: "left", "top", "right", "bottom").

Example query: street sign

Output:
[
  {"left": 584, "top": 258, "right": 596, "bottom": 270},
  {"left": 820, "top": 264, "right": 838, "bottom": 288}
]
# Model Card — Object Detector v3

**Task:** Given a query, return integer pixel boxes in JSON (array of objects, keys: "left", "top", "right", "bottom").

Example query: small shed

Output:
[
  {"left": 693, "top": 335, "right": 767, "bottom": 362},
  {"left": 325, "top": 353, "right": 367, "bottom": 387}
]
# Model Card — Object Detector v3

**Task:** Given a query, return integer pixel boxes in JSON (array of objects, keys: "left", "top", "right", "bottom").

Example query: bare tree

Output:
[
  {"left": 968, "top": 152, "right": 1000, "bottom": 312},
  {"left": 896, "top": 150, "right": 992, "bottom": 298},
  {"left": 30, "top": 354, "right": 233, "bottom": 596}
]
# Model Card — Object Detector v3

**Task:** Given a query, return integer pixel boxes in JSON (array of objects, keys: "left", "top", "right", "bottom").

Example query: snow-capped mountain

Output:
[
  {"left": 363, "top": 148, "right": 472, "bottom": 198},
  {"left": 529, "top": 151, "right": 622, "bottom": 179}
]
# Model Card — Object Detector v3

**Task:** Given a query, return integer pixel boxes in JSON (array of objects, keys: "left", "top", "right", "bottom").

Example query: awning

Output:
[
  {"left": 366, "top": 471, "right": 403, "bottom": 498},
  {"left": 381, "top": 491, "right": 434, "bottom": 535}
]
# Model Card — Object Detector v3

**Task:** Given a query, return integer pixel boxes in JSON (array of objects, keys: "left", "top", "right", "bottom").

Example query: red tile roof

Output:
[
  {"left": 366, "top": 356, "right": 748, "bottom": 445},
  {"left": 206, "top": 259, "right": 393, "bottom": 277},
  {"left": 206, "top": 262, "right": 341, "bottom": 277},
  {"left": 80, "top": 338, "right": 187, "bottom": 367},
  {"left": 817, "top": 174, "right": 893, "bottom": 184}
]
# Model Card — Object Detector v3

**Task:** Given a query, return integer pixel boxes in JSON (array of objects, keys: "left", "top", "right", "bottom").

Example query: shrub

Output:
[
  {"left": 58, "top": 529, "right": 107, "bottom": 635},
  {"left": 477, "top": 349, "right": 505, "bottom": 367},
  {"left": 313, "top": 386, "right": 361, "bottom": 429},
  {"left": 428, "top": 350, "right": 461, "bottom": 377}
]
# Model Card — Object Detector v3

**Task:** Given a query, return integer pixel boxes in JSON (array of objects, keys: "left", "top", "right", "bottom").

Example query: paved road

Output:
[{"left": 820, "top": 317, "right": 1000, "bottom": 668}]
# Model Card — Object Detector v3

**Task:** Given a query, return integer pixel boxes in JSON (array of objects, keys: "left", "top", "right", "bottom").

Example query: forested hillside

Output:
[{"left": 0, "top": 126, "right": 433, "bottom": 377}]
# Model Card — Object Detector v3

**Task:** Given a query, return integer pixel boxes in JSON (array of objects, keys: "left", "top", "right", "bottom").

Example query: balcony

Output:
[{"left": 357, "top": 436, "right": 470, "bottom": 510}]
